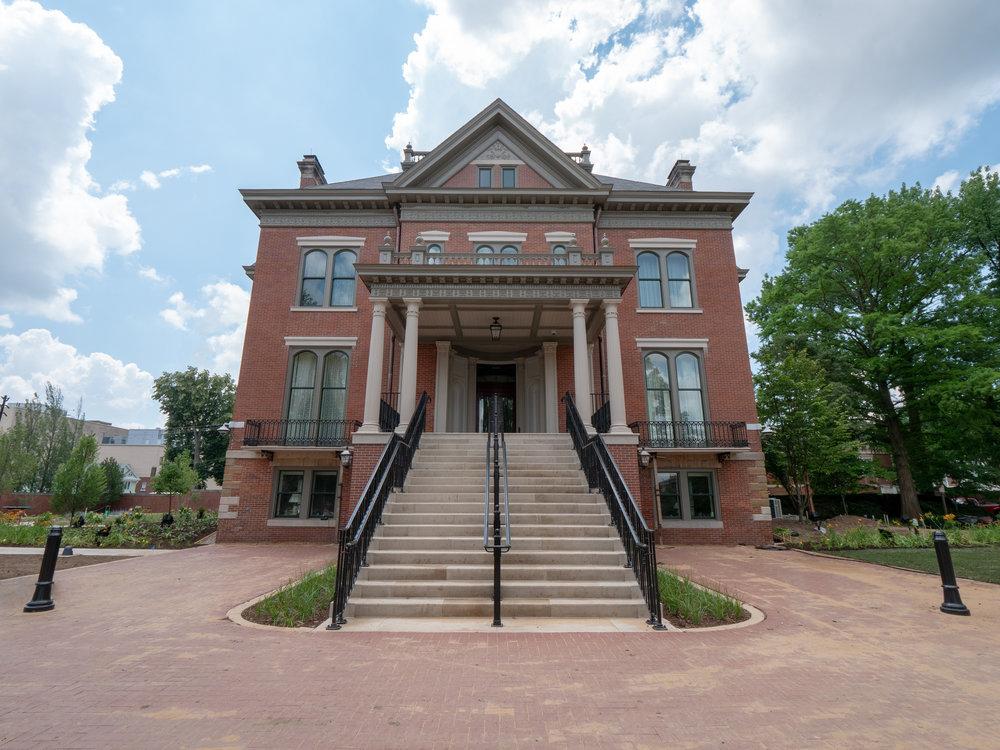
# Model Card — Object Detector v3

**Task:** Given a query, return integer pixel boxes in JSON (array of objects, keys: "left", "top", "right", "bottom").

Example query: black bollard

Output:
[
  {"left": 932, "top": 531, "right": 970, "bottom": 616},
  {"left": 24, "top": 526, "right": 63, "bottom": 613}
]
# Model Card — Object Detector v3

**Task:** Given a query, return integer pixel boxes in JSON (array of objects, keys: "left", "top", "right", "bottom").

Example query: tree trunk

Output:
[{"left": 877, "top": 382, "right": 922, "bottom": 519}]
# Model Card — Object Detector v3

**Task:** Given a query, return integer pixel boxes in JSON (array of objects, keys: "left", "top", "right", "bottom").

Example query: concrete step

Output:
[
  {"left": 390, "top": 491, "right": 602, "bottom": 503},
  {"left": 382, "top": 512, "right": 609, "bottom": 526},
  {"left": 408, "top": 468, "right": 585, "bottom": 479},
  {"left": 365, "top": 549, "right": 627, "bottom": 566},
  {"left": 359, "top": 564, "right": 635, "bottom": 582},
  {"left": 389, "top": 501, "right": 608, "bottom": 514},
  {"left": 404, "top": 478, "right": 589, "bottom": 490},
  {"left": 370, "top": 535, "right": 622, "bottom": 551},
  {"left": 352, "top": 579, "right": 644, "bottom": 600},
  {"left": 376, "top": 523, "right": 616, "bottom": 538},
  {"left": 345, "top": 597, "right": 648, "bottom": 619}
]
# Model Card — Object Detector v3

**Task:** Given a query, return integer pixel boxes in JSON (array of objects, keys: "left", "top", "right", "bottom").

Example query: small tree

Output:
[
  {"left": 51, "top": 436, "right": 106, "bottom": 521},
  {"left": 152, "top": 451, "right": 199, "bottom": 510},
  {"left": 100, "top": 458, "right": 126, "bottom": 506}
]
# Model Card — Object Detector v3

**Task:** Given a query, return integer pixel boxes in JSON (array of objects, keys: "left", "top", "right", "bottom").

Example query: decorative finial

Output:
[{"left": 600, "top": 233, "right": 610, "bottom": 248}]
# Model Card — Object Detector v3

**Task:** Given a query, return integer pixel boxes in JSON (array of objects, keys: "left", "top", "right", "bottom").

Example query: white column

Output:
[
  {"left": 542, "top": 342, "right": 558, "bottom": 433},
  {"left": 467, "top": 357, "right": 478, "bottom": 431},
  {"left": 358, "top": 297, "right": 388, "bottom": 433},
  {"left": 514, "top": 356, "right": 526, "bottom": 433},
  {"left": 570, "top": 299, "right": 595, "bottom": 434},
  {"left": 433, "top": 341, "right": 450, "bottom": 432},
  {"left": 397, "top": 298, "right": 421, "bottom": 430},
  {"left": 603, "top": 299, "right": 630, "bottom": 434}
]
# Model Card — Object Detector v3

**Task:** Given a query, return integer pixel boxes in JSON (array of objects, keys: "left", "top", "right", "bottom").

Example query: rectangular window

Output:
[
  {"left": 657, "top": 471, "right": 682, "bottom": 519},
  {"left": 501, "top": 166, "right": 516, "bottom": 188},
  {"left": 309, "top": 471, "right": 339, "bottom": 518},
  {"left": 654, "top": 469, "right": 718, "bottom": 523},
  {"left": 275, "top": 471, "right": 304, "bottom": 518},
  {"left": 478, "top": 166, "right": 493, "bottom": 188}
]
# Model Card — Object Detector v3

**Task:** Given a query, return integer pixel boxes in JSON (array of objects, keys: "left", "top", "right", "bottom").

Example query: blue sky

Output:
[{"left": 1, "top": 0, "right": 999, "bottom": 427}]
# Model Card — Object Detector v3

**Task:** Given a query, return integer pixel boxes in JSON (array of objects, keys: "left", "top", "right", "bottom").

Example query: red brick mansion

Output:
[{"left": 218, "top": 100, "right": 770, "bottom": 564}]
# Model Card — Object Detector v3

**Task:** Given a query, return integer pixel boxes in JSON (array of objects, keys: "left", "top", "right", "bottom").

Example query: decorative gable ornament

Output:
[{"left": 475, "top": 140, "right": 520, "bottom": 163}]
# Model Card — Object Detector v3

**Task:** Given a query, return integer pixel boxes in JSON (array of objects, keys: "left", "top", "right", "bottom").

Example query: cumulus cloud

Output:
[
  {"left": 0, "top": 328, "right": 158, "bottom": 426},
  {"left": 138, "top": 266, "right": 165, "bottom": 283},
  {"left": 0, "top": 0, "right": 141, "bottom": 323},
  {"left": 0, "top": 315, "right": 12, "bottom": 329},
  {"left": 933, "top": 170, "right": 962, "bottom": 194},
  {"left": 131, "top": 164, "right": 213, "bottom": 191},
  {"left": 387, "top": 0, "right": 1000, "bottom": 294},
  {"left": 160, "top": 281, "right": 250, "bottom": 376}
]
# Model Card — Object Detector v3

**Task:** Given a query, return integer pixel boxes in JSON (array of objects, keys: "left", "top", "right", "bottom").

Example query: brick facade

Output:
[{"left": 219, "top": 100, "right": 768, "bottom": 546}]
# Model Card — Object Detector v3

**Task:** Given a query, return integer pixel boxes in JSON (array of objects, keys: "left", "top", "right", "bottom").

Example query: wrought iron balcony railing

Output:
[
  {"left": 388, "top": 251, "right": 612, "bottom": 267},
  {"left": 629, "top": 420, "right": 749, "bottom": 450},
  {"left": 243, "top": 419, "right": 361, "bottom": 448}
]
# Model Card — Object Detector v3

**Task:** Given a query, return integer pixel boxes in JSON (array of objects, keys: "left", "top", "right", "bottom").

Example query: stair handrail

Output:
[
  {"left": 328, "top": 391, "right": 429, "bottom": 629},
  {"left": 563, "top": 393, "right": 665, "bottom": 629},
  {"left": 482, "top": 394, "right": 510, "bottom": 627}
]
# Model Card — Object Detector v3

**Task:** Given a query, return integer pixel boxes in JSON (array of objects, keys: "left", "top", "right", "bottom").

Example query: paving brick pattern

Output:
[{"left": 2, "top": 543, "right": 997, "bottom": 748}]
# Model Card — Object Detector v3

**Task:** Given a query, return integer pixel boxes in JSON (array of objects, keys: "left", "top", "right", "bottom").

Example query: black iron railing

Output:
[
  {"left": 379, "top": 395, "right": 400, "bottom": 432},
  {"left": 242, "top": 419, "right": 360, "bottom": 447},
  {"left": 483, "top": 394, "right": 511, "bottom": 627},
  {"left": 564, "top": 394, "right": 664, "bottom": 629},
  {"left": 591, "top": 392, "right": 610, "bottom": 433},
  {"left": 629, "top": 420, "right": 749, "bottom": 450},
  {"left": 328, "top": 392, "right": 429, "bottom": 629}
]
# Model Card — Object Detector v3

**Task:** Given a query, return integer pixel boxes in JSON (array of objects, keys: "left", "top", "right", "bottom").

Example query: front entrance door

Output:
[{"left": 476, "top": 363, "right": 516, "bottom": 432}]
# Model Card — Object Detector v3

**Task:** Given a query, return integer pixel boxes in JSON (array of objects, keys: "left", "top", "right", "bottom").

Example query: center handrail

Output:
[{"left": 482, "top": 395, "right": 511, "bottom": 627}]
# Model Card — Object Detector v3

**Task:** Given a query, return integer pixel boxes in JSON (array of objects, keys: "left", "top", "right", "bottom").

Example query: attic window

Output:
[
  {"left": 501, "top": 167, "right": 516, "bottom": 188},
  {"left": 478, "top": 167, "right": 492, "bottom": 188}
]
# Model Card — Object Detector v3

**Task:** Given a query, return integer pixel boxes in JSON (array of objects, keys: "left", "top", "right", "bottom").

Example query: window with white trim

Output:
[
  {"left": 478, "top": 166, "right": 493, "bottom": 188},
  {"left": 286, "top": 349, "right": 351, "bottom": 443},
  {"left": 298, "top": 248, "right": 357, "bottom": 308},
  {"left": 501, "top": 166, "right": 516, "bottom": 188},
  {"left": 274, "top": 469, "right": 341, "bottom": 519},
  {"left": 656, "top": 469, "right": 718, "bottom": 521},
  {"left": 643, "top": 351, "right": 707, "bottom": 422},
  {"left": 635, "top": 250, "right": 696, "bottom": 309},
  {"left": 426, "top": 243, "right": 443, "bottom": 265}
]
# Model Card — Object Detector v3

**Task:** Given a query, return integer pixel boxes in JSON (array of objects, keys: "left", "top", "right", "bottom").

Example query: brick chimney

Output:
[
  {"left": 297, "top": 154, "right": 327, "bottom": 188},
  {"left": 666, "top": 159, "right": 696, "bottom": 190}
]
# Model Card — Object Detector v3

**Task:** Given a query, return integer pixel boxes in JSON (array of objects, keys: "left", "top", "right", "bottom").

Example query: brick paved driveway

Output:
[{"left": 1, "top": 543, "right": 997, "bottom": 749}]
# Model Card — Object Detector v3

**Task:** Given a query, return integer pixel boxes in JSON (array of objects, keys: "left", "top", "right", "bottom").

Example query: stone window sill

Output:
[
  {"left": 290, "top": 307, "right": 358, "bottom": 313},
  {"left": 266, "top": 518, "right": 338, "bottom": 527},
  {"left": 659, "top": 519, "right": 723, "bottom": 529},
  {"left": 635, "top": 308, "right": 703, "bottom": 314}
]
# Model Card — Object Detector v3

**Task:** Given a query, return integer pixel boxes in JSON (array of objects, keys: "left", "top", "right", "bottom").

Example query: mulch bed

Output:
[
  {"left": 0, "top": 554, "right": 130, "bottom": 581},
  {"left": 241, "top": 600, "right": 329, "bottom": 628}
]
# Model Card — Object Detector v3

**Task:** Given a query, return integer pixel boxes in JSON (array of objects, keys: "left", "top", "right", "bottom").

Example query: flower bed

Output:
[
  {"left": 657, "top": 569, "right": 748, "bottom": 628},
  {"left": 0, "top": 507, "right": 217, "bottom": 549},
  {"left": 242, "top": 564, "right": 336, "bottom": 628}
]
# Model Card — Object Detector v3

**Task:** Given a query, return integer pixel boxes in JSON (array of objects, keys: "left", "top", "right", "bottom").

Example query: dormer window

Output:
[
  {"left": 501, "top": 166, "right": 516, "bottom": 188},
  {"left": 478, "top": 167, "right": 492, "bottom": 188}
]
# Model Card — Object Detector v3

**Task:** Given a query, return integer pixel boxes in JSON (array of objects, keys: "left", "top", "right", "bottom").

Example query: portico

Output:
[{"left": 355, "top": 260, "right": 636, "bottom": 436}]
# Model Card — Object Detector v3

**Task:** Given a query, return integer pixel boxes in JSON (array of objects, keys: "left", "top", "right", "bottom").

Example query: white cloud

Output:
[
  {"left": 159, "top": 282, "right": 249, "bottom": 376},
  {"left": 138, "top": 266, "right": 165, "bottom": 283},
  {"left": 933, "top": 170, "right": 961, "bottom": 194},
  {"left": 139, "top": 170, "right": 161, "bottom": 189},
  {"left": 0, "top": 315, "right": 12, "bottom": 329},
  {"left": 133, "top": 164, "right": 212, "bottom": 191},
  {"left": 0, "top": 0, "right": 141, "bottom": 323},
  {"left": 158, "top": 167, "right": 181, "bottom": 179},
  {"left": 387, "top": 0, "right": 1000, "bottom": 296},
  {"left": 189, "top": 164, "right": 212, "bottom": 174},
  {"left": 0, "top": 328, "right": 158, "bottom": 426}
]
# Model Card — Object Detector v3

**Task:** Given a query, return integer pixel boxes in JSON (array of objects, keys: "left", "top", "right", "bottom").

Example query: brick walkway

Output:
[{"left": 1, "top": 543, "right": 997, "bottom": 748}]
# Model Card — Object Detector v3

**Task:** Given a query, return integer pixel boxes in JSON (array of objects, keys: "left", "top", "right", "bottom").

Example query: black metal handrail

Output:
[
  {"left": 629, "top": 420, "right": 749, "bottom": 449},
  {"left": 591, "top": 392, "right": 610, "bottom": 434},
  {"left": 379, "top": 397, "right": 400, "bottom": 432},
  {"left": 243, "top": 419, "right": 361, "bottom": 447},
  {"left": 328, "top": 392, "right": 429, "bottom": 629},
  {"left": 483, "top": 394, "right": 511, "bottom": 627},
  {"left": 564, "top": 394, "right": 664, "bottom": 629}
]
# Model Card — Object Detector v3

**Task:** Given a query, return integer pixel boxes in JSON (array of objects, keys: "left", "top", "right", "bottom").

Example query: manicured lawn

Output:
[
  {"left": 828, "top": 547, "right": 1000, "bottom": 584},
  {"left": 243, "top": 564, "right": 336, "bottom": 627},
  {"left": 657, "top": 568, "right": 748, "bottom": 627}
]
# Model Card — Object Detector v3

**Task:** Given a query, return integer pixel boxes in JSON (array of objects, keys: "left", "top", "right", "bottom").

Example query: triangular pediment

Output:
[{"left": 394, "top": 99, "right": 605, "bottom": 191}]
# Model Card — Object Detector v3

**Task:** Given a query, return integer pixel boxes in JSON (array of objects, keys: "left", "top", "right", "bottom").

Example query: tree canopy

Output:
[
  {"left": 748, "top": 170, "right": 1000, "bottom": 517},
  {"left": 100, "top": 458, "right": 126, "bottom": 505},
  {"left": 152, "top": 451, "right": 199, "bottom": 497},
  {"left": 153, "top": 368, "right": 235, "bottom": 486},
  {"left": 51, "top": 435, "right": 106, "bottom": 519},
  {"left": 0, "top": 384, "right": 83, "bottom": 493}
]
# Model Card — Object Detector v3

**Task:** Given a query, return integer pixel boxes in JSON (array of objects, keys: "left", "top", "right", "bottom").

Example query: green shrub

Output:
[
  {"left": 657, "top": 569, "right": 744, "bottom": 626},
  {"left": 246, "top": 565, "right": 337, "bottom": 627},
  {"left": 0, "top": 524, "right": 47, "bottom": 545}
]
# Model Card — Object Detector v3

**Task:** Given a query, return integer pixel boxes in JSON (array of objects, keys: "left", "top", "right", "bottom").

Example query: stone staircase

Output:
[{"left": 346, "top": 433, "right": 648, "bottom": 619}]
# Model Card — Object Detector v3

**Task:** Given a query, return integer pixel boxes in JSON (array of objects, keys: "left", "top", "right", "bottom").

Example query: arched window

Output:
[
  {"left": 637, "top": 252, "right": 663, "bottom": 308},
  {"left": 427, "top": 243, "right": 443, "bottom": 265},
  {"left": 675, "top": 353, "right": 704, "bottom": 422},
  {"left": 319, "top": 351, "right": 349, "bottom": 421},
  {"left": 643, "top": 353, "right": 672, "bottom": 422},
  {"left": 300, "top": 250, "right": 327, "bottom": 307},
  {"left": 476, "top": 244, "right": 494, "bottom": 265},
  {"left": 499, "top": 244, "right": 519, "bottom": 265},
  {"left": 552, "top": 244, "right": 567, "bottom": 266},
  {"left": 287, "top": 351, "right": 317, "bottom": 422},
  {"left": 667, "top": 252, "right": 693, "bottom": 308},
  {"left": 330, "top": 250, "right": 357, "bottom": 307}
]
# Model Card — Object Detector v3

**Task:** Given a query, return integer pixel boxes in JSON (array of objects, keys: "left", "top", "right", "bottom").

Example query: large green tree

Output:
[
  {"left": 51, "top": 435, "right": 106, "bottom": 520},
  {"left": 755, "top": 351, "right": 861, "bottom": 519},
  {"left": 748, "top": 183, "right": 998, "bottom": 519},
  {"left": 153, "top": 368, "right": 236, "bottom": 486},
  {"left": 100, "top": 458, "right": 126, "bottom": 505},
  {"left": 0, "top": 385, "right": 83, "bottom": 493}
]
